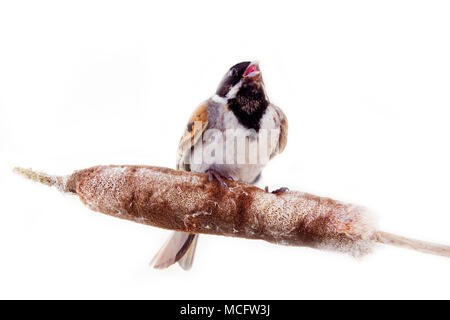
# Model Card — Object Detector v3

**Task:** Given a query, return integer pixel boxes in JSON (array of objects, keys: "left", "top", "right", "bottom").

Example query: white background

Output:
[{"left": 1, "top": 0, "right": 450, "bottom": 299}]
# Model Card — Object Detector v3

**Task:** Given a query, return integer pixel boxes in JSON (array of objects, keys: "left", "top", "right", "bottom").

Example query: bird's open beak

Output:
[{"left": 243, "top": 61, "right": 260, "bottom": 79}]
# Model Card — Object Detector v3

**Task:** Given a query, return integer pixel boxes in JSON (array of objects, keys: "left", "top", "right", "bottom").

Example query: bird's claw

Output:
[
  {"left": 207, "top": 169, "right": 232, "bottom": 190},
  {"left": 265, "top": 186, "right": 289, "bottom": 194}
]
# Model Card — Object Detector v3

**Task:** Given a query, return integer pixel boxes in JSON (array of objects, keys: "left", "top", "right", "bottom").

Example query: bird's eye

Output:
[{"left": 229, "top": 69, "right": 236, "bottom": 77}]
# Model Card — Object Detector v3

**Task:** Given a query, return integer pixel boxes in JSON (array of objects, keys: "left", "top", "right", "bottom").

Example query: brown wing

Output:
[
  {"left": 271, "top": 105, "right": 288, "bottom": 158},
  {"left": 278, "top": 112, "right": 288, "bottom": 154},
  {"left": 176, "top": 102, "right": 210, "bottom": 171}
]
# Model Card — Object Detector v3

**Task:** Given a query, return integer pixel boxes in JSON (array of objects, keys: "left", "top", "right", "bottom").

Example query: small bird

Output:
[{"left": 151, "top": 61, "right": 288, "bottom": 270}]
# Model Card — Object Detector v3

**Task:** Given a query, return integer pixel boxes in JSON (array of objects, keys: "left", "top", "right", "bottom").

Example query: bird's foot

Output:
[
  {"left": 265, "top": 186, "right": 289, "bottom": 194},
  {"left": 206, "top": 169, "right": 232, "bottom": 189}
]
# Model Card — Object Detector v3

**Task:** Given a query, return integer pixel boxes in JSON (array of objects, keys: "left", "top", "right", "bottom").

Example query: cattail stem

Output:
[
  {"left": 13, "top": 167, "right": 56, "bottom": 186},
  {"left": 13, "top": 167, "right": 69, "bottom": 192},
  {"left": 13, "top": 165, "right": 450, "bottom": 259},
  {"left": 375, "top": 231, "right": 450, "bottom": 258}
]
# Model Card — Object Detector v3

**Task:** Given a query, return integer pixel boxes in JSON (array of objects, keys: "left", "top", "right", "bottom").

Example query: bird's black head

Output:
[
  {"left": 216, "top": 61, "right": 251, "bottom": 97},
  {"left": 216, "top": 61, "right": 269, "bottom": 131}
]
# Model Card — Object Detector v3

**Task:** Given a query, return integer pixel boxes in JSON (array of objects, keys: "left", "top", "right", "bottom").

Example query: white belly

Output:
[{"left": 188, "top": 107, "right": 281, "bottom": 183}]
